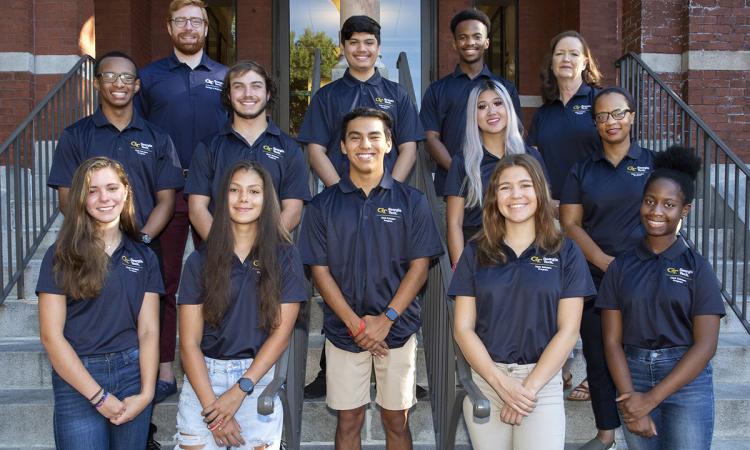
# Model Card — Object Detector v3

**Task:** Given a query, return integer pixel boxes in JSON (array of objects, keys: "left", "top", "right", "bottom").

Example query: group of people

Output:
[{"left": 34, "top": 1, "right": 724, "bottom": 450}]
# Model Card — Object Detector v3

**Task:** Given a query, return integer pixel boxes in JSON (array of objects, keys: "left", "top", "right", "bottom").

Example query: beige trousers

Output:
[{"left": 464, "top": 363, "right": 565, "bottom": 450}]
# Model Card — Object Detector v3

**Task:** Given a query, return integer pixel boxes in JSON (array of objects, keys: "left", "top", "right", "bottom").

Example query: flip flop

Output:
[
  {"left": 567, "top": 378, "right": 590, "bottom": 401},
  {"left": 563, "top": 371, "right": 573, "bottom": 390}
]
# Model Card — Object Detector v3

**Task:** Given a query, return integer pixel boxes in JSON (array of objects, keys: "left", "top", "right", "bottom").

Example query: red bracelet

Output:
[{"left": 348, "top": 319, "right": 366, "bottom": 337}]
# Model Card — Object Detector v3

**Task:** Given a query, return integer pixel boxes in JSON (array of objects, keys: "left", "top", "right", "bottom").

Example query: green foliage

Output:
[{"left": 289, "top": 29, "right": 339, "bottom": 134}]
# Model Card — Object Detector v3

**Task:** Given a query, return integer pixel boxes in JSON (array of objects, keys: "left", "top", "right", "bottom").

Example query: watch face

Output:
[
  {"left": 239, "top": 378, "right": 254, "bottom": 393},
  {"left": 386, "top": 308, "right": 398, "bottom": 321}
]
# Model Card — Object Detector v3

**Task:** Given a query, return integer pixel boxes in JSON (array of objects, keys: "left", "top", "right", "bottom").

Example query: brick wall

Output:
[{"left": 236, "top": 0, "right": 272, "bottom": 68}]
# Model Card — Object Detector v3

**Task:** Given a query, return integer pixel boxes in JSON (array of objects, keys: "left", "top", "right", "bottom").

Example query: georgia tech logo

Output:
[
  {"left": 666, "top": 267, "right": 693, "bottom": 284},
  {"left": 262, "top": 144, "right": 285, "bottom": 160},
  {"left": 572, "top": 104, "right": 592, "bottom": 116},
  {"left": 250, "top": 259, "right": 262, "bottom": 276},
  {"left": 121, "top": 255, "right": 144, "bottom": 273},
  {"left": 374, "top": 96, "right": 395, "bottom": 110},
  {"left": 130, "top": 141, "right": 153, "bottom": 156},
  {"left": 529, "top": 255, "right": 559, "bottom": 272},
  {"left": 204, "top": 78, "right": 223, "bottom": 91},
  {"left": 376, "top": 206, "right": 402, "bottom": 223},
  {"left": 626, "top": 165, "right": 650, "bottom": 177}
]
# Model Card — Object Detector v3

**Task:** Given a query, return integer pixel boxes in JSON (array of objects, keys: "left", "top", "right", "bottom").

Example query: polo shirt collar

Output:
[
  {"left": 592, "top": 141, "right": 642, "bottom": 162},
  {"left": 451, "top": 64, "right": 493, "bottom": 79},
  {"left": 342, "top": 69, "right": 382, "bottom": 87},
  {"left": 574, "top": 82, "right": 593, "bottom": 98},
  {"left": 338, "top": 171, "right": 394, "bottom": 194},
  {"left": 167, "top": 51, "right": 213, "bottom": 71},
  {"left": 91, "top": 108, "right": 145, "bottom": 131},
  {"left": 222, "top": 116, "right": 281, "bottom": 140},
  {"left": 635, "top": 237, "right": 689, "bottom": 261}
]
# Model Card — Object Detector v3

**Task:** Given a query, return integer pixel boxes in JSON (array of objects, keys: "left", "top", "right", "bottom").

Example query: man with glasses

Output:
[
  {"left": 49, "top": 50, "right": 183, "bottom": 242},
  {"left": 135, "top": 0, "right": 228, "bottom": 408}
]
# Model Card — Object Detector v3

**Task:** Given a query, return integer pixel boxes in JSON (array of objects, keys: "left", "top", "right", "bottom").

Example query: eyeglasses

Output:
[
  {"left": 594, "top": 109, "right": 632, "bottom": 124},
  {"left": 96, "top": 72, "right": 137, "bottom": 85},
  {"left": 170, "top": 17, "right": 205, "bottom": 28}
]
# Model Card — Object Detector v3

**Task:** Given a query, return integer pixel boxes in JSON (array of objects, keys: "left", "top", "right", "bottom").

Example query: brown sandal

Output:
[{"left": 567, "top": 379, "right": 590, "bottom": 401}]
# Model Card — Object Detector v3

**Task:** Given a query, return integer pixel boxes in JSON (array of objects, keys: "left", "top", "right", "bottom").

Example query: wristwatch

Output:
[
  {"left": 238, "top": 377, "right": 255, "bottom": 395},
  {"left": 384, "top": 307, "right": 399, "bottom": 321},
  {"left": 141, "top": 233, "right": 152, "bottom": 244}
]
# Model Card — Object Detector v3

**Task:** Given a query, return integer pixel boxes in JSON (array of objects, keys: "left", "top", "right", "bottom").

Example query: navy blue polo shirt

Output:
[
  {"left": 178, "top": 244, "right": 308, "bottom": 360},
  {"left": 527, "top": 83, "right": 602, "bottom": 199},
  {"left": 444, "top": 146, "right": 550, "bottom": 230},
  {"left": 560, "top": 142, "right": 654, "bottom": 272},
  {"left": 296, "top": 69, "right": 424, "bottom": 176},
  {"left": 48, "top": 110, "right": 184, "bottom": 228},
  {"left": 448, "top": 239, "right": 595, "bottom": 364},
  {"left": 420, "top": 65, "right": 521, "bottom": 196},
  {"left": 298, "top": 172, "right": 443, "bottom": 352},
  {"left": 184, "top": 120, "right": 311, "bottom": 211},
  {"left": 597, "top": 238, "right": 725, "bottom": 349},
  {"left": 35, "top": 238, "right": 164, "bottom": 357},
  {"left": 135, "top": 52, "right": 228, "bottom": 168}
]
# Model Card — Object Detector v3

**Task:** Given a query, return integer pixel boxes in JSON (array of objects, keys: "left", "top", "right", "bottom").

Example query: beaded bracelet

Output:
[
  {"left": 94, "top": 392, "right": 109, "bottom": 409},
  {"left": 88, "top": 387, "right": 103, "bottom": 403}
]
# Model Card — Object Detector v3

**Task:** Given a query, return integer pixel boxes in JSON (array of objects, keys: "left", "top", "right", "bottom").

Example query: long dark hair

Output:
[
  {"left": 540, "top": 31, "right": 603, "bottom": 103},
  {"left": 476, "top": 154, "right": 562, "bottom": 266},
  {"left": 201, "top": 161, "right": 291, "bottom": 330},
  {"left": 53, "top": 157, "right": 140, "bottom": 299}
]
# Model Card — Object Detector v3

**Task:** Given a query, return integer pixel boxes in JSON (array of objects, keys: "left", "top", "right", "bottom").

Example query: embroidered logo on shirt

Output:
[
  {"left": 376, "top": 207, "right": 402, "bottom": 223},
  {"left": 529, "top": 255, "right": 559, "bottom": 272},
  {"left": 374, "top": 97, "right": 395, "bottom": 111},
  {"left": 666, "top": 267, "right": 693, "bottom": 284},
  {"left": 262, "top": 144, "right": 285, "bottom": 160},
  {"left": 204, "top": 78, "right": 223, "bottom": 91},
  {"left": 121, "top": 255, "right": 144, "bottom": 273},
  {"left": 130, "top": 141, "right": 154, "bottom": 156},
  {"left": 626, "top": 165, "right": 650, "bottom": 177},
  {"left": 572, "top": 104, "right": 592, "bottom": 116}
]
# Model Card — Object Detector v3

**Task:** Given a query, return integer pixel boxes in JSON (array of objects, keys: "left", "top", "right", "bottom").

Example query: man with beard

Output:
[
  {"left": 135, "top": 0, "right": 228, "bottom": 407},
  {"left": 420, "top": 9, "right": 521, "bottom": 197},
  {"left": 185, "top": 60, "right": 310, "bottom": 236}
]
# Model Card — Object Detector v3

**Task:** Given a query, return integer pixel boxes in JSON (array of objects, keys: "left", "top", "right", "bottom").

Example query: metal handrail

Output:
[
  {"left": 397, "top": 51, "right": 489, "bottom": 450},
  {"left": 0, "top": 55, "right": 96, "bottom": 303},
  {"left": 617, "top": 52, "right": 749, "bottom": 333}
]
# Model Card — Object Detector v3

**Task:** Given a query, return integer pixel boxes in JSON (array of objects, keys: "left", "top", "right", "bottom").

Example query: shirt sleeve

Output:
[
  {"left": 393, "top": 88, "right": 424, "bottom": 146},
  {"left": 279, "top": 245, "right": 309, "bottom": 303},
  {"left": 144, "top": 247, "right": 166, "bottom": 295},
  {"left": 408, "top": 193, "right": 444, "bottom": 261},
  {"left": 691, "top": 255, "right": 726, "bottom": 317},
  {"left": 48, "top": 129, "right": 82, "bottom": 189},
  {"left": 297, "top": 90, "right": 330, "bottom": 147},
  {"left": 280, "top": 142, "right": 312, "bottom": 201},
  {"left": 134, "top": 71, "right": 150, "bottom": 118},
  {"left": 177, "top": 251, "right": 204, "bottom": 305},
  {"left": 35, "top": 246, "right": 64, "bottom": 296},
  {"left": 595, "top": 257, "right": 621, "bottom": 310},
  {"left": 560, "top": 239, "right": 597, "bottom": 300},
  {"left": 559, "top": 164, "right": 584, "bottom": 205},
  {"left": 184, "top": 140, "right": 213, "bottom": 196},
  {"left": 526, "top": 109, "right": 540, "bottom": 147},
  {"left": 447, "top": 243, "right": 477, "bottom": 298},
  {"left": 419, "top": 84, "right": 440, "bottom": 133},
  {"left": 155, "top": 134, "right": 185, "bottom": 191},
  {"left": 444, "top": 155, "right": 466, "bottom": 198},
  {"left": 526, "top": 146, "right": 552, "bottom": 186},
  {"left": 298, "top": 200, "right": 329, "bottom": 266},
  {"left": 504, "top": 80, "right": 522, "bottom": 119}
]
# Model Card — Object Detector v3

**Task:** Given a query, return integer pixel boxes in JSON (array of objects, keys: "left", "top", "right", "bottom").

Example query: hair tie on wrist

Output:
[
  {"left": 94, "top": 392, "right": 109, "bottom": 409},
  {"left": 348, "top": 319, "right": 366, "bottom": 337}
]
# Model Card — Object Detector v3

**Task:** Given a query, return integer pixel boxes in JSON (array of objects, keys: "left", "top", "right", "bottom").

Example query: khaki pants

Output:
[{"left": 464, "top": 363, "right": 565, "bottom": 450}]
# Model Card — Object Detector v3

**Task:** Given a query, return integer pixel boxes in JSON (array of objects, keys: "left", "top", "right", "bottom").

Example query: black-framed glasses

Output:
[
  {"left": 96, "top": 72, "right": 137, "bottom": 85},
  {"left": 170, "top": 17, "right": 205, "bottom": 28},
  {"left": 594, "top": 109, "right": 633, "bottom": 124}
]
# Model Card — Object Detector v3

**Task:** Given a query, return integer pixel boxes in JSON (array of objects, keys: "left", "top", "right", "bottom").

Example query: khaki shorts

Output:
[{"left": 325, "top": 334, "right": 417, "bottom": 411}]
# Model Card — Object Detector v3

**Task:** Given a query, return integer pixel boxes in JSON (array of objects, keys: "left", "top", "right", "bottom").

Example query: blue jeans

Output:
[
  {"left": 51, "top": 347, "right": 152, "bottom": 450},
  {"left": 622, "top": 345, "right": 714, "bottom": 450}
]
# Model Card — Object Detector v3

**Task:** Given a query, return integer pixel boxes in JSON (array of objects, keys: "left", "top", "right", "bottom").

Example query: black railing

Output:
[
  {"left": 397, "top": 51, "right": 489, "bottom": 450},
  {"left": 618, "top": 53, "right": 750, "bottom": 334},
  {"left": 0, "top": 56, "right": 97, "bottom": 304}
]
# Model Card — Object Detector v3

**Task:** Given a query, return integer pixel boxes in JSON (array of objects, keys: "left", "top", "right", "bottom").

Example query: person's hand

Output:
[
  {"left": 212, "top": 416, "right": 245, "bottom": 448},
  {"left": 625, "top": 414, "right": 657, "bottom": 438},
  {"left": 499, "top": 403, "right": 524, "bottom": 425},
  {"left": 94, "top": 393, "right": 126, "bottom": 420},
  {"left": 353, "top": 314, "right": 392, "bottom": 357},
  {"left": 110, "top": 393, "right": 151, "bottom": 425},
  {"left": 493, "top": 373, "right": 537, "bottom": 416},
  {"left": 617, "top": 391, "right": 658, "bottom": 423},
  {"left": 202, "top": 386, "right": 245, "bottom": 431}
]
